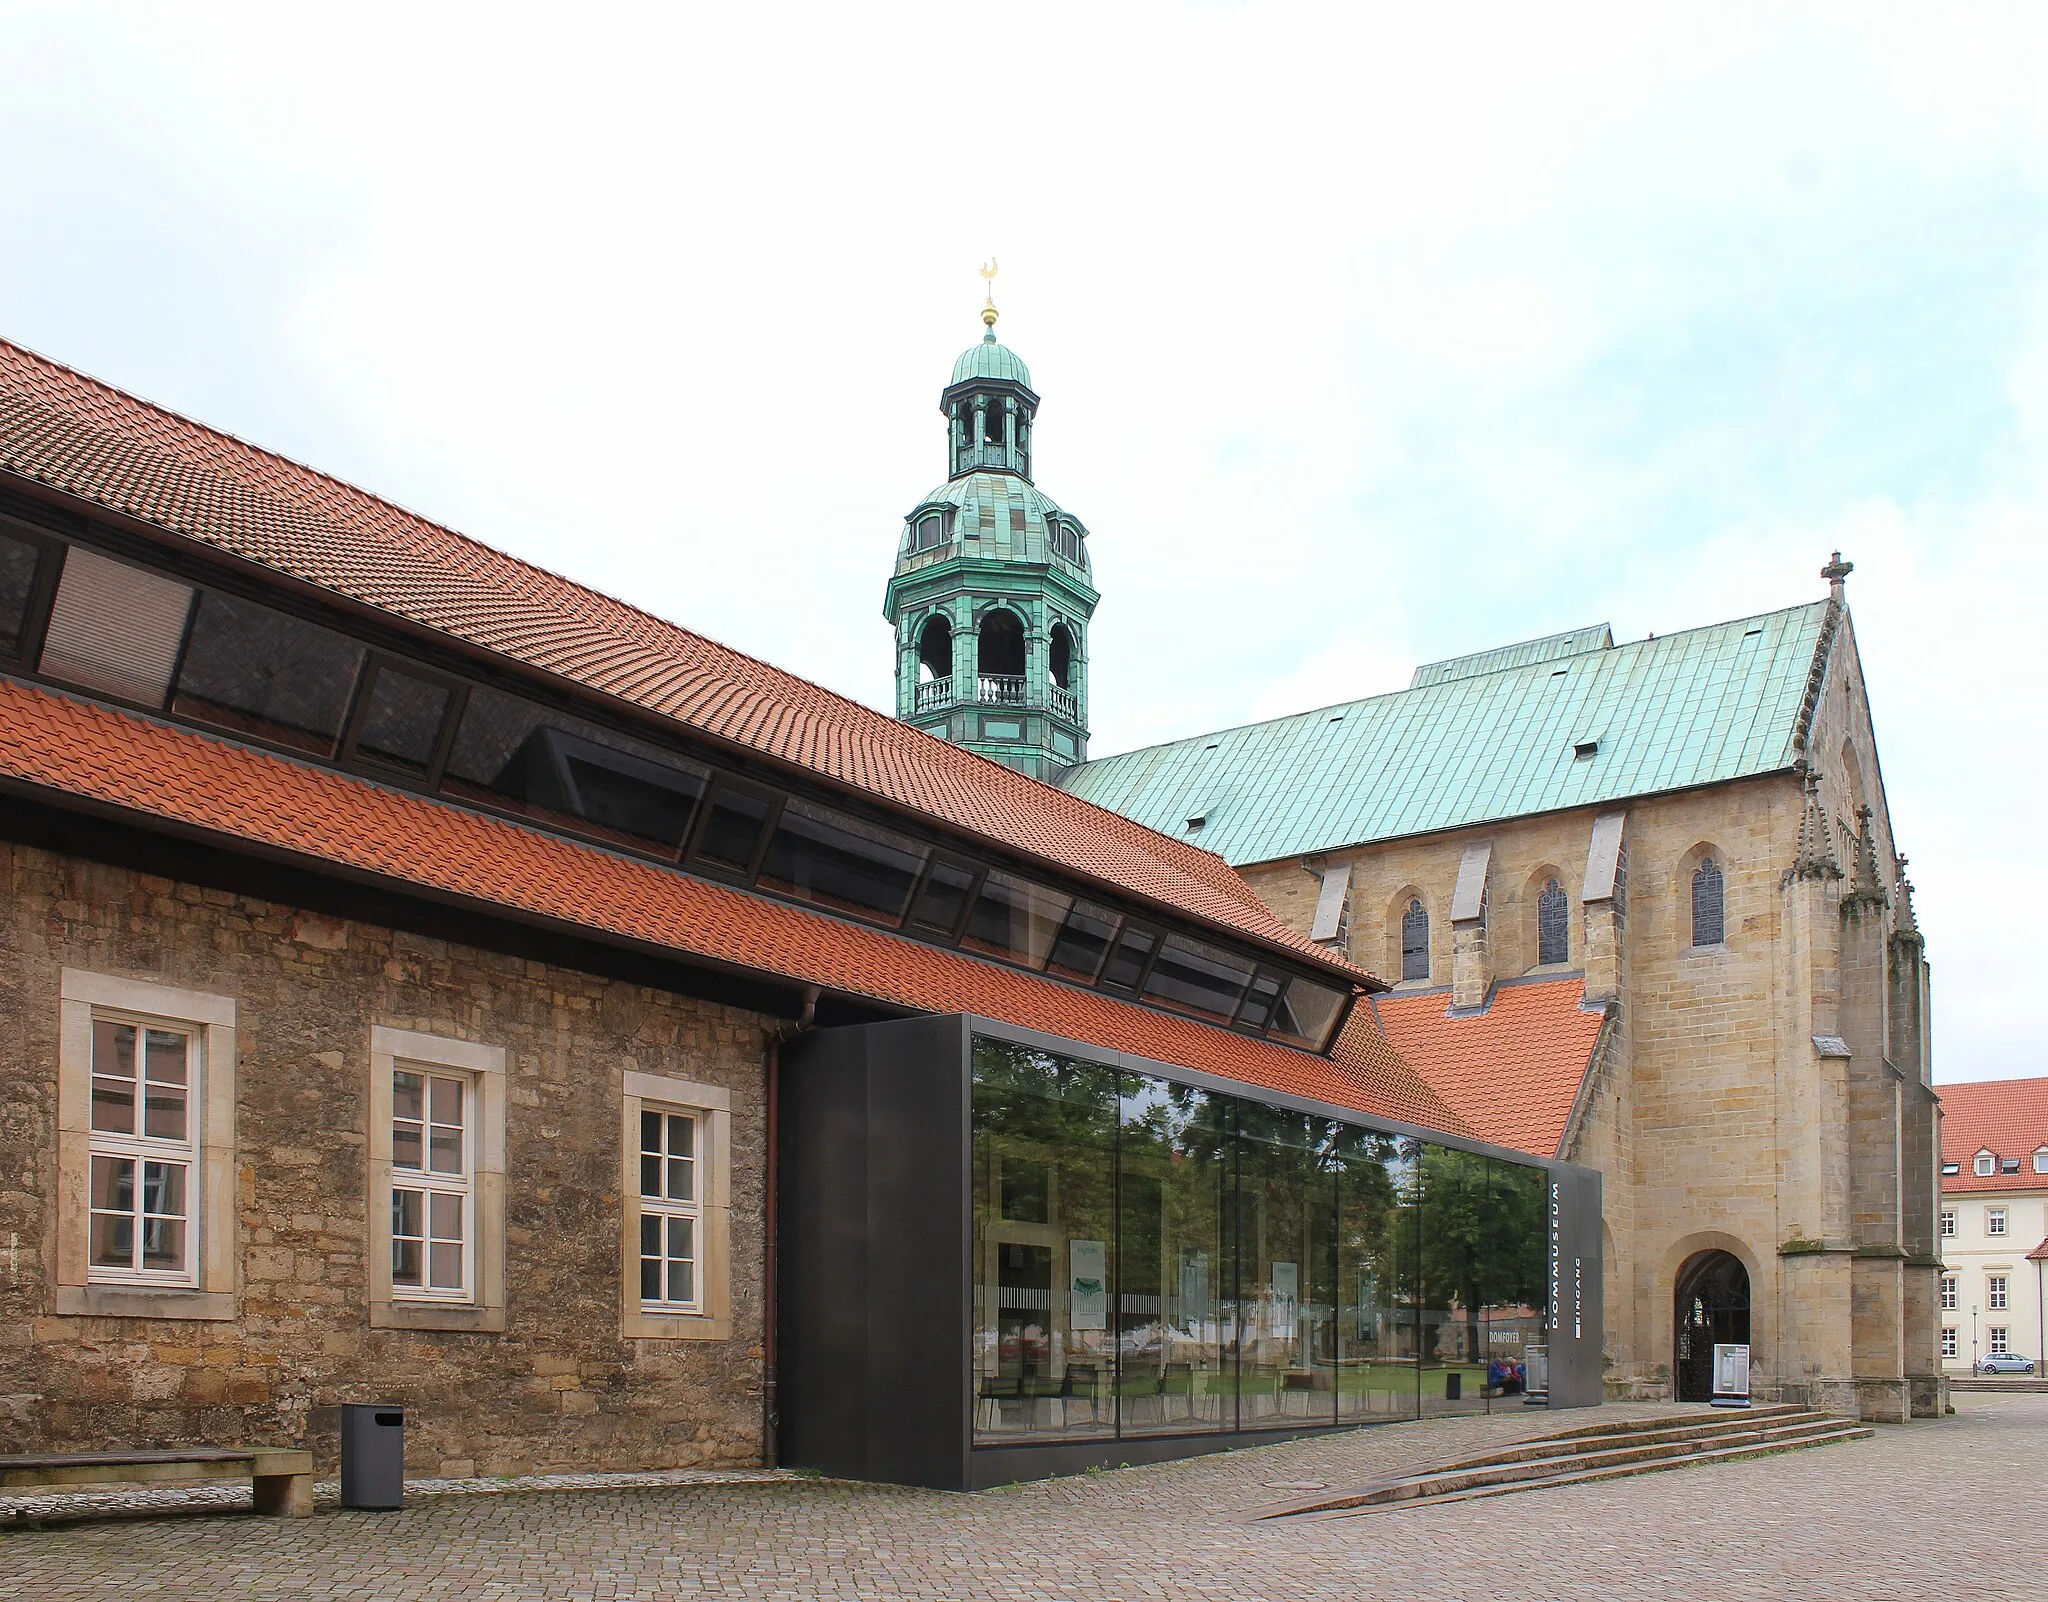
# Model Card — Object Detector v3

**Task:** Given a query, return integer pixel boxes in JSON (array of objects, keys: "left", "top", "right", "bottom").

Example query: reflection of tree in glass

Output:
[{"left": 1401, "top": 1147, "right": 1549, "bottom": 1365}]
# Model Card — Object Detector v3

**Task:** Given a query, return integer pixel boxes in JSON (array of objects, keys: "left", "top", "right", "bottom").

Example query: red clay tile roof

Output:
[
  {"left": 1938, "top": 1077, "right": 2048, "bottom": 1195},
  {"left": 0, "top": 677, "right": 1459, "bottom": 1132},
  {"left": 0, "top": 338, "right": 1363, "bottom": 983},
  {"left": 1370, "top": 978, "right": 1608, "bottom": 1159}
]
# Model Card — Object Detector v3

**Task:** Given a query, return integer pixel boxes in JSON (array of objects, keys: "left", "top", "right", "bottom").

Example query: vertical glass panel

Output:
[
  {"left": 90, "top": 1155, "right": 135, "bottom": 1267},
  {"left": 1117, "top": 1073, "right": 1231, "bottom": 1437},
  {"left": 970, "top": 1038, "right": 1117, "bottom": 1443},
  {"left": 756, "top": 797, "right": 931, "bottom": 924},
  {"left": 1235, "top": 1104, "right": 1339, "bottom": 1430},
  {"left": 1044, "top": 900, "right": 1122, "bottom": 984},
  {"left": 392, "top": 1070, "right": 425, "bottom": 1171},
  {"left": 443, "top": 684, "right": 711, "bottom": 854},
  {"left": 1098, "top": 924, "right": 1158, "bottom": 991},
  {"left": 1269, "top": 978, "right": 1348, "bottom": 1052},
  {"left": 429, "top": 1193, "right": 464, "bottom": 1290},
  {"left": 907, "top": 858, "right": 978, "bottom": 935},
  {"left": 1479, "top": 1158, "right": 1551, "bottom": 1405},
  {"left": 429, "top": 1075, "right": 463, "bottom": 1125},
  {"left": 1331, "top": 1127, "right": 1412, "bottom": 1421},
  {"left": 171, "top": 590, "right": 367, "bottom": 757},
  {"left": 355, "top": 664, "right": 452, "bottom": 774},
  {"left": 90, "top": 1020, "right": 137, "bottom": 1134},
  {"left": 960, "top": 872, "right": 1072, "bottom": 970},
  {"left": 692, "top": 782, "right": 776, "bottom": 872},
  {"left": 1142, "top": 935, "right": 1257, "bottom": 1024},
  {"left": 140, "top": 1161, "right": 187, "bottom": 1271},
  {"left": 1416, "top": 1143, "right": 1490, "bottom": 1416},
  {"left": 0, "top": 529, "right": 42, "bottom": 659},
  {"left": 391, "top": 1190, "right": 423, "bottom": 1286}
]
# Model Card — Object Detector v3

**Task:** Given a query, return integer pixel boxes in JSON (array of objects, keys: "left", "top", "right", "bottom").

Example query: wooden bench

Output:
[{"left": 0, "top": 1447, "right": 317, "bottom": 1517}]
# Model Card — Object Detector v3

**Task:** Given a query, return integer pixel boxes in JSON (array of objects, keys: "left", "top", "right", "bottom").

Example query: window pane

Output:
[
  {"left": 640, "top": 1109, "right": 662, "bottom": 1156},
  {"left": 640, "top": 1257, "right": 663, "bottom": 1301},
  {"left": 666, "top": 1115, "right": 694, "bottom": 1160},
  {"left": 756, "top": 797, "right": 931, "bottom": 924},
  {"left": 1237, "top": 1104, "right": 1340, "bottom": 1430},
  {"left": 91, "top": 1153, "right": 134, "bottom": 1213},
  {"left": 970, "top": 1038, "right": 1118, "bottom": 1444},
  {"left": 907, "top": 858, "right": 978, "bottom": 934},
  {"left": 429, "top": 1242, "right": 463, "bottom": 1290},
  {"left": 0, "top": 529, "right": 42, "bottom": 658},
  {"left": 171, "top": 589, "right": 367, "bottom": 757},
  {"left": 443, "top": 685, "right": 711, "bottom": 853},
  {"left": 667, "top": 1259, "right": 694, "bottom": 1305},
  {"left": 1236, "top": 972, "right": 1284, "bottom": 1031},
  {"left": 1270, "top": 979, "right": 1348, "bottom": 1052},
  {"left": 355, "top": 665, "right": 452, "bottom": 773},
  {"left": 393, "top": 1070, "right": 424, "bottom": 1122},
  {"left": 429, "top": 1191, "right": 464, "bottom": 1242},
  {"left": 1692, "top": 859, "right": 1725, "bottom": 947},
  {"left": 640, "top": 1214, "right": 663, "bottom": 1255},
  {"left": 693, "top": 783, "right": 775, "bottom": 871},
  {"left": 1336, "top": 1128, "right": 1415, "bottom": 1422},
  {"left": 1099, "top": 924, "right": 1157, "bottom": 990},
  {"left": 393, "top": 1238, "right": 422, "bottom": 1286},
  {"left": 1045, "top": 900, "right": 1121, "bottom": 983},
  {"left": 142, "top": 1031, "right": 189, "bottom": 1140},
  {"left": 91, "top": 1210, "right": 134, "bottom": 1269},
  {"left": 667, "top": 1156, "right": 694, "bottom": 1202},
  {"left": 392, "top": 1120, "right": 423, "bottom": 1171},
  {"left": 666, "top": 1215, "right": 693, "bottom": 1261},
  {"left": 141, "top": 1159, "right": 185, "bottom": 1219},
  {"left": 960, "top": 871, "right": 1072, "bottom": 969},
  {"left": 1118, "top": 1073, "right": 1231, "bottom": 1438},
  {"left": 428, "top": 1121, "right": 462, "bottom": 1173},
  {"left": 90, "top": 1020, "right": 137, "bottom": 1134},
  {"left": 429, "top": 1076, "right": 463, "bottom": 1126},
  {"left": 1537, "top": 879, "right": 1569, "bottom": 966},
  {"left": 392, "top": 1188, "right": 422, "bottom": 1239},
  {"left": 141, "top": 1216, "right": 186, "bottom": 1272},
  {"left": 640, "top": 1153, "right": 663, "bottom": 1197},
  {"left": 1142, "top": 935, "right": 1255, "bottom": 1023}
]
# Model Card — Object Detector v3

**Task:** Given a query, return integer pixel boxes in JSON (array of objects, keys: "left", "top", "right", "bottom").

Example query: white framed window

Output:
[
  {"left": 636, "top": 1107, "right": 700, "bottom": 1313},
  {"left": 1941, "top": 1276, "right": 1957, "bottom": 1311},
  {"left": 1974, "top": 1151, "right": 1996, "bottom": 1177},
  {"left": 620, "top": 1071, "right": 731, "bottom": 1341},
  {"left": 1940, "top": 1210, "right": 1955, "bottom": 1237},
  {"left": 389, "top": 1067, "right": 472, "bottom": 1301},
  {"left": 1941, "top": 1327, "right": 1957, "bottom": 1359},
  {"left": 2035, "top": 1147, "right": 2048, "bottom": 1175},
  {"left": 1987, "top": 1206, "right": 2008, "bottom": 1237},
  {"left": 1988, "top": 1327, "right": 2008, "bottom": 1356},
  {"left": 57, "top": 971, "right": 236, "bottom": 1320},
  {"left": 1988, "top": 1275, "right": 2008, "bottom": 1310},
  {"left": 368, "top": 1028, "right": 505, "bottom": 1332},
  {"left": 87, "top": 1015, "right": 199, "bottom": 1285}
]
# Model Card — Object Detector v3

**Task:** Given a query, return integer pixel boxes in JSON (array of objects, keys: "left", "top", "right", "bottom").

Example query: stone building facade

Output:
[
  {"left": 0, "top": 842, "right": 772, "bottom": 1475},
  {"left": 1066, "top": 565, "right": 1942, "bottom": 1420}
]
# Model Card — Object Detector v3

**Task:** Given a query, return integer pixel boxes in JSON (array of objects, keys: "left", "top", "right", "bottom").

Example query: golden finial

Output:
[{"left": 979, "top": 258, "right": 999, "bottom": 329}]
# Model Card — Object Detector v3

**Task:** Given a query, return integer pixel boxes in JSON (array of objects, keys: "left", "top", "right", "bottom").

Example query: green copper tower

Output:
[{"left": 884, "top": 281, "right": 1099, "bottom": 780}]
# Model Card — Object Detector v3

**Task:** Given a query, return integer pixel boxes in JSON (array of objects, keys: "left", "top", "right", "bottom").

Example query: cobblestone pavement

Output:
[{"left": 2, "top": 1395, "right": 2032, "bottom": 1600}]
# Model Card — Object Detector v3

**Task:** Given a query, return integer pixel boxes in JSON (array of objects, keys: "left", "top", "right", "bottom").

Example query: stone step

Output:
[
  {"left": 1249, "top": 1415, "right": 1870, "bottom": 1520},
  {"left": 1295, "top": 1424, "right": 1876, "bottom": 1517}
]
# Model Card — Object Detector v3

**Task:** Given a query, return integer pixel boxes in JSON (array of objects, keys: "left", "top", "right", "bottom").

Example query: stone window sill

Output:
[
  {"left": 623, "top": 1308, "right": 732, "bottom": 1342},
  {"left": 1680, "top": 942, "right": 1730, "bottom": 959},
  {"left": 54, "top": 1284, "right": 236, "bottom": 1321},
  {"left": 371, "top": 1300, "right": 507, "bottom": 1333}
]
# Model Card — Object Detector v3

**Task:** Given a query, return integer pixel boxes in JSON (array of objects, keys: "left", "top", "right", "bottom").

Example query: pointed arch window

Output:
[
  {"left": 1691, "top": 857, "right": 1725, "bottom": 948},
  {"left": 1537, "top": 878, "right": 1569, "bottom": 966},
  {"left": 1400, "top": 898, "right": 1429, "bottom": 982}
]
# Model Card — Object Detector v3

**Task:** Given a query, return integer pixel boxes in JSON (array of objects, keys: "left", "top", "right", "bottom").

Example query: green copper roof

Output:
[
  {"left": 1060, "top": 600, "right": 1832, "bottom": 866},
  {"left": 951, "top": 333, "right": 1033, "bottom": 390},
  {"left": 1411, "top": 623, "right": 1616, "bottom": 688},
  {"left": 893, "top": 470, "right": 1091, "bottom": 580}
]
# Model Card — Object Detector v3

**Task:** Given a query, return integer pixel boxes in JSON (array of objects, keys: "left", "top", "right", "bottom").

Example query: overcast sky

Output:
[{"left": 4, "top": 4, "right": 2043, "bottom": 1082}]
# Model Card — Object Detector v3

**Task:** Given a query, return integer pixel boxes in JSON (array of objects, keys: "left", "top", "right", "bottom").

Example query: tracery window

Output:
[
  {"left": 1401, "top": 899, "right": 1429, "bottom": 982},
  {"left": 1537, "top": 878, "right": 1569, "bottom": 966},
  {"left": 1690, "top": 858, "right": 1725, "bottom": 948}
]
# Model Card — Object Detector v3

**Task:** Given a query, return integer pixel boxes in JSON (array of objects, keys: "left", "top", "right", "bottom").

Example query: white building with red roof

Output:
[{"left": 1937, "top": 1077, "right": 2048, "bottom": 1375}]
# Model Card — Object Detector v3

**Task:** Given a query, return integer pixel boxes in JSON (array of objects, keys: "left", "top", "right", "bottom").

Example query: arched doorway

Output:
[{"left": 1673, "top": 1250, "right": 1750, "bottom": 1402}]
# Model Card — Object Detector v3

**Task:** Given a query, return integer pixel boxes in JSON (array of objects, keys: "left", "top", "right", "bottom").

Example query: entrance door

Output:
[{"left": 1673, "top": 1250, "right": 1751, "bottom": 1402}]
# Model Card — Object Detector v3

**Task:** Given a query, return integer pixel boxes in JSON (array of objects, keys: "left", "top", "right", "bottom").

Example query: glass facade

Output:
[{"left": 970, "top": 1037, "right": 1553, "bottom": 1445}]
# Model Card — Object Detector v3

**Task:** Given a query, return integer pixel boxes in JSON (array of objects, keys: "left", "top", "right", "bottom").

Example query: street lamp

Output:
[{"left": 1971, "top": 1305, "right": 1980, "bottom": 1373}]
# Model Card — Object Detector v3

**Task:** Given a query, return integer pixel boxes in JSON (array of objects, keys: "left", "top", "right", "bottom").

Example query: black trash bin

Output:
[
  {"left": 340, "top": 1403, "right": 405, "bottom": 1509},
  {"left": 1444, "top": 1371, "right": 1462, "bottom": 1402}
]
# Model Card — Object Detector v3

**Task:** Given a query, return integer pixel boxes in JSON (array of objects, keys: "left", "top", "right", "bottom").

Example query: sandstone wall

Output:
[{"left": 0, "top": 842, "right": 770, "bottom": 1476}]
